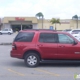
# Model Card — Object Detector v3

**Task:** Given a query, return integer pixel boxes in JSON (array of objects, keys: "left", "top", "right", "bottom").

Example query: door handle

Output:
[
  {"left": 59, "top": 46, "right": 65, "bottom": 47},
  {"left": 37, "top": 44, "right": 43, "bottom": 47}
]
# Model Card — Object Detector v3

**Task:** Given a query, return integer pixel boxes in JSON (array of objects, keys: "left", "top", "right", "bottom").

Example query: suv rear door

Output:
[
  {"left": 13, "top": 32, "right": 35, "bottom": 57},
  {"left": 37, "top": 32, "right": 58, "bottom": 59},
  {"left": 57, "top": 33, "right": 80, "bottom": 59}
]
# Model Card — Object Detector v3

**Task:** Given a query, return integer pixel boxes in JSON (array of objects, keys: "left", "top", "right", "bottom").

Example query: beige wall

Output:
[
  {"left": 38, "top": 23, "right": 70, "bottom": 30},
  {"left": 55, "top": 23, "right": 70, "bottom": 30},
  {"left": 38, "top": 20, "right": 50, "bottom": 29},
  {"left": 38, "top": 19, "right": 71, "bottom": 30},
  {"left": 38, "top": 19, "right": 80, "bottom": 30},
  {"left": 70, "top": 20, "right": 80, "bottom": 29}
]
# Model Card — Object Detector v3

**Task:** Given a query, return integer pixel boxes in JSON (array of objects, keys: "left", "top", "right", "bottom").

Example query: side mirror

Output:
[{"left": 73, "top": 40, "right": 78, "bottom": 45}]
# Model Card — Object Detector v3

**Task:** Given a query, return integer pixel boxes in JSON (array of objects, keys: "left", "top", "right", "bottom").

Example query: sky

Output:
[{"left": 0, "top": 0, "right": 80, "bottom": 19}]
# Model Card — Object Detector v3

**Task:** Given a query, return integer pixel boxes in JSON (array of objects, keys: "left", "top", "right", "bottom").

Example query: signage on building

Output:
[
  {"left": 50, "top": 26, "right": 54, "bottom": 30},
  {"left": 15, "top": 17, "right": 25, "bottom": 21}
]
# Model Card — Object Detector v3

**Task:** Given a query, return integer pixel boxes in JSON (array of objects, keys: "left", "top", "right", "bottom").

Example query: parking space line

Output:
[
  {"left": 8, "top": 69, "right": 25, "bottom": 76},
  {"left": 35, "top": 68, "right": 60, "bottom": 76},
  {"left": 4, "top": 68, "right": 73, "bottom": 77}
]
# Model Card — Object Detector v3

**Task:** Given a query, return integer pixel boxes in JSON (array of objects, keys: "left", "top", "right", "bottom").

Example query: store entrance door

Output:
[{"left": 11, "top": 24, "right": 33, "bottom": 32}]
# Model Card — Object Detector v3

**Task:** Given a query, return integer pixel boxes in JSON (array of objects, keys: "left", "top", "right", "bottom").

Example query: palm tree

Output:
[
  {"left": 50, "top": 18, "right": 60, "bottom": 30},
  {"left": 36, "top": 12, "right": 44, "bottom": 29},
  {"left": 72, "top": 15, "right": 78, "bottom": 29}
]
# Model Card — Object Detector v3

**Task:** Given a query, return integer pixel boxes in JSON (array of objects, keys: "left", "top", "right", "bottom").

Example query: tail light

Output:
[{"left": 12, "top": 43, "right": 17, "bottom": 50}]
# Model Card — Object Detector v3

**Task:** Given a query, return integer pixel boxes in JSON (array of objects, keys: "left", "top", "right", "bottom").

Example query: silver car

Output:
[{"left": 0, "top": 28, "right": 13, "bottom": 35}]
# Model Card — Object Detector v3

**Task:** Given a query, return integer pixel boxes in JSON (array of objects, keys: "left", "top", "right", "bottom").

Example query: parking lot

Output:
[
  {"left": 0, "top": 45, "right": 80, "bottom": 80},
  {"left": 0, "top": 33, "right": 18, "bottom": 44},
  {"left": 0, "top": 34, "right": 80, "bottom": 80}
]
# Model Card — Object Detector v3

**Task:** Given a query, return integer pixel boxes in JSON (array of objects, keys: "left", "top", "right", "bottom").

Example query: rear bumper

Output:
[{"left": 10, "top": 50, "right": 23, "bottom": 59}]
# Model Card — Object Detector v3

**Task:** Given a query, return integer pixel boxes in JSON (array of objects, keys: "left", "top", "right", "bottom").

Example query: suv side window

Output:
[
  {"left": 14, "top": 32, "right": 34, "bottom": 42},
  {"left": 58, "top": 34, "right": 74, "bottom": 44},
  {"left": 39, "top": 33, "right": 58, "bottom": 43}
]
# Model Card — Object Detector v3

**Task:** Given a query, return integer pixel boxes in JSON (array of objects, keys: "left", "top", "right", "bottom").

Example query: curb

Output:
[{"left": 0, "top": 43, "right": 12, "bottom": 45}]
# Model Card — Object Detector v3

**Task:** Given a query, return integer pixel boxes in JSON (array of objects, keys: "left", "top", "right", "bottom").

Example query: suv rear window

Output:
[{"left": 14, "top": 32, "right": 34, "bottom": 42}]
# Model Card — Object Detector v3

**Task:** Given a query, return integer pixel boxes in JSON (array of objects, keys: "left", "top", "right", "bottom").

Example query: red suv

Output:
[{"left": 10, "top": 29, "right": 80, "bottom": 67}]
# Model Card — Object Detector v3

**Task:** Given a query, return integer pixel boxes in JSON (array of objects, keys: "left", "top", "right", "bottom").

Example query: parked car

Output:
[
  {"left": 0, "top": 28, "right": 13, "bottom": 35},
  {"left": 11, "top": 29, "right": 80, "bottom": 67},
  {"left": 70, "top": 29, "right": 80, "bottom": 38},
  {"left": 62, "top": 29, "right": 72, "bottom": 33}
]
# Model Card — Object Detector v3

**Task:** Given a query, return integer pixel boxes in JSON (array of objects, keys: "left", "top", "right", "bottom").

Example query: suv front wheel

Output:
[{"left": 24, "top": 52, "right": 40, "bottom": 67}]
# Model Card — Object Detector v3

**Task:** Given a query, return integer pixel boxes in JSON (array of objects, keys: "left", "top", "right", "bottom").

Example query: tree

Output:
[
  {"left": 36, "top": 12, "right": 44, "bottom": 29},
  {"left": 72, "top": 15, "right": 78, "bottom": 29},
  {"left": 50, "top": 18, "right": 60, "bottom": 30}
]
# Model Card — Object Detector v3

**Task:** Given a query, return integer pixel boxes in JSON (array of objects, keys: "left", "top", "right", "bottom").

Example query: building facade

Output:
[{"left": 0, "top": 17, "right": 80, "bottom": 31}]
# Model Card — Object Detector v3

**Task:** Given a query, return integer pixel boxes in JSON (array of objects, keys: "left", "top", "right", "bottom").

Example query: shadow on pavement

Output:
[
  {"left": 7, "top": 60, "right": 80, "bottom": 68},
  {"left": 39, "top": 63, "right": 80, "bottom": 67}
]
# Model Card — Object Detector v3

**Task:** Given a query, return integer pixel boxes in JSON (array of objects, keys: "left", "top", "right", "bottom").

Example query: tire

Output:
[
  {"left": 8, "top": 32, "right": 11, "bottom": 35},
  {"left": 24, "top": 52, "right": 40, "bottom": 68}
]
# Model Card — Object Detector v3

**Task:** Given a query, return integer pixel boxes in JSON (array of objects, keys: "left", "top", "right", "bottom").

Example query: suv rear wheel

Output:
[{"left": 24, "top": 52, "right": 40, "bottom": 67}]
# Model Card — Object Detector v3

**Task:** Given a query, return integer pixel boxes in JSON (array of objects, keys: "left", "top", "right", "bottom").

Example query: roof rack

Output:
[{"left": 23, "top": 29, "right": 56, "bottom": 31}]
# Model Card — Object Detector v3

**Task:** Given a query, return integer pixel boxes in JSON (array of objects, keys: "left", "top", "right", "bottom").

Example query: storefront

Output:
[{"left": 2, "top": 17, "right": 38, "bottom": 32}]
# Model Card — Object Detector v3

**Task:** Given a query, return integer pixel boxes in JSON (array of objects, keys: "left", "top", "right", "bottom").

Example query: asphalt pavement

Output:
[
  {"left": 0, "top": 45, "right": 80, "bottom": 80},
  {"left": 0, "top": 33, "right": 18, "bottom": 44}
]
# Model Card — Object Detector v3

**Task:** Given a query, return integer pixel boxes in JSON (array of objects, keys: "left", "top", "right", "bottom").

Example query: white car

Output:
[
  {"left": 70, "top": 29, "right": 80, "bottom": 40},
  {"left": 62, "top": 29, "right": 72, "bottom": 34},
  {"left": 0, "top": 28, "right": 13, "bottom": 35}
]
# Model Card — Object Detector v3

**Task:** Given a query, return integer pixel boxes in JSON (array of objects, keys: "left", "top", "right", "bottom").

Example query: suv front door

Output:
[
  {"left": 37, "top": 32, "right": 58, "bottom": 59},
  {"left": 57, "top": 33, "right": 80, "bottom": 59}
]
